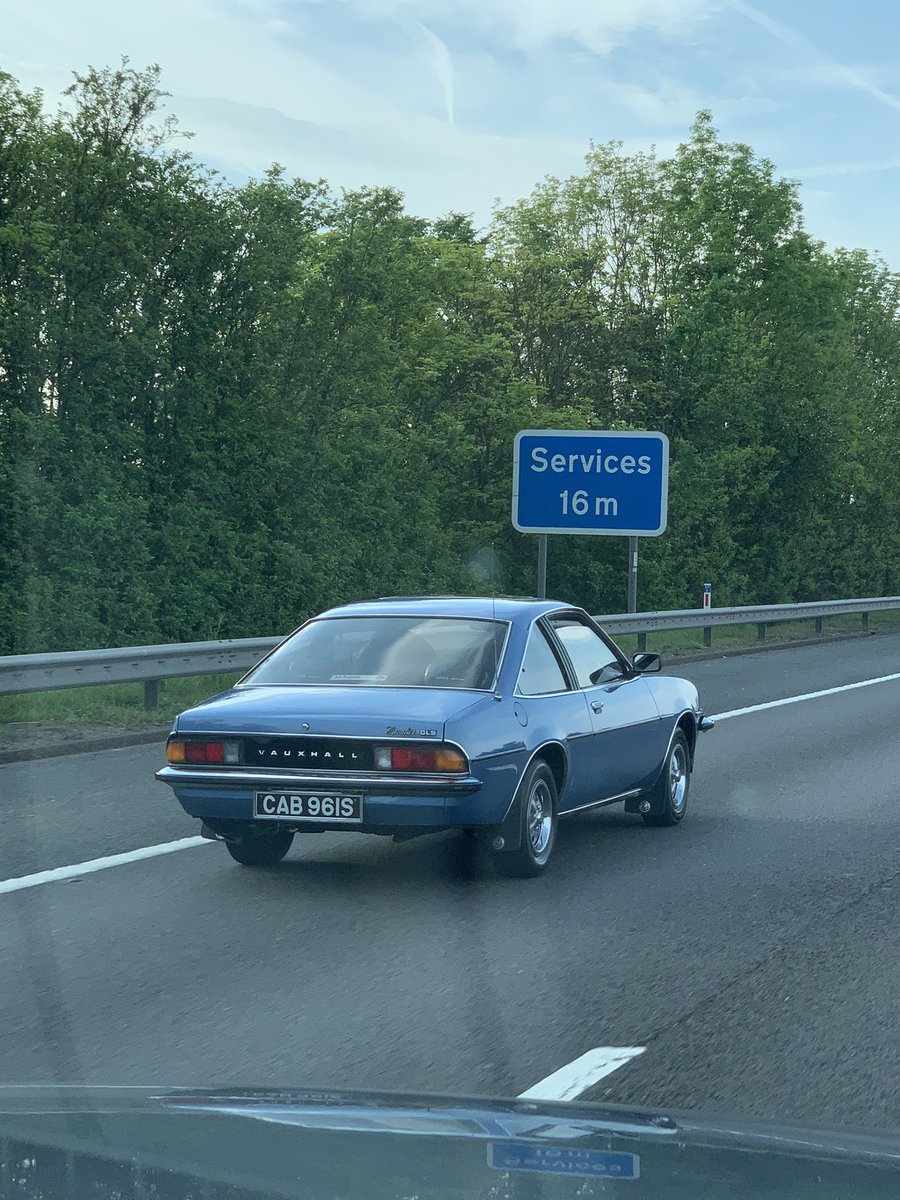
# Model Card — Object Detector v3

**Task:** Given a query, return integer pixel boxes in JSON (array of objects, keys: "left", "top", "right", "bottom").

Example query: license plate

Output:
[{"left": 254, "top": 791, "right": 363, "bottom": 823}]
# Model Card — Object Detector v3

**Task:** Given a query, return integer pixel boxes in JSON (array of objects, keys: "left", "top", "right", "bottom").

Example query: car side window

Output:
[
  {"left": 549, "top": 617, "right": 624, "bottom": 689},
  {"left": 517, "top": 627, "right": 569, "bottom": 696}
]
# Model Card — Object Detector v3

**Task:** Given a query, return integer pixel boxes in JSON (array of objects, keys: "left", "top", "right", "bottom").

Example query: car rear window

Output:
[{"left": 242, "top": 616, "right": 508, "bottom": 690}]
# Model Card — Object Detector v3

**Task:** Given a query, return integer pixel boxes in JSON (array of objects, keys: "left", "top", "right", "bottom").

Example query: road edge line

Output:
[
  {"left": 0, "top": 837, "right": 210, "bottom": 896},
  {"left": 712, "top": 670, "right": 900, "bottom": 722}
]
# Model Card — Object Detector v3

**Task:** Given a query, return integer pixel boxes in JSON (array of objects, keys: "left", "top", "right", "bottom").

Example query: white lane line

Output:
[
  {"left": 712, "top": 670, "right": 900, "bottom": 722},
  {"left": 518, "top": 1047, "right": 645, "bottom": 1101},
  {"left": 0, "top": 837, "right": 209, "bottom": 896}
]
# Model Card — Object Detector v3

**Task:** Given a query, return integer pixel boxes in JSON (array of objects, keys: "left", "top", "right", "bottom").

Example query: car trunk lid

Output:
[{"left": 175, "top": 685, "right": 485, "bottom": 741}]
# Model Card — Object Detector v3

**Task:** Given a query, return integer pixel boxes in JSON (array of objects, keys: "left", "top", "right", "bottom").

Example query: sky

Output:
[{"left": 3, "top": 0, "right": 900, "bottom": 264}]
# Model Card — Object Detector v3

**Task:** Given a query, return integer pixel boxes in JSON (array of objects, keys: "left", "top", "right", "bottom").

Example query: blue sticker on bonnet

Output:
[{"left": 488, "top": 1142, "right": 639, "bottom": 1180}]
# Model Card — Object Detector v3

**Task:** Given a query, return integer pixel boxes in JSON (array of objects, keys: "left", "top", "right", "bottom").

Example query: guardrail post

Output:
[
  {"left": 143, "top": 679, "right": 160, "bottom": 711},
  {"left": 862, "top": 611, "right": 869, "bottom": 629},
  {"left": 756, "top": 623, "right": 767, "bottom": 641},
  {"left": 815, "top": 617, "right": 823, "bottom": 634},
  {"left": 637, "top": 632, "right": 647, "bottom": 653},
  {"left": 703, "top": 627, "right": 712, "bottom": 648}
]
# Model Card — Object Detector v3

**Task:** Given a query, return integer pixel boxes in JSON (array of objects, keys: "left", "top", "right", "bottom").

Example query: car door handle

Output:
[{"left": 591, "top": 700, "right": 604, "bottom": 713}]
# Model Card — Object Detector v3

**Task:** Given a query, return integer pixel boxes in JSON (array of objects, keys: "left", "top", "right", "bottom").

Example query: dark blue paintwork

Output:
[{"left": 156, "top": 596, "right": 704, "bottom": 835}]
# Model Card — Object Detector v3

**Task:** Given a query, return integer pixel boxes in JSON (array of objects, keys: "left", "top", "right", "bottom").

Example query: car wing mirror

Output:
[{"left": 632, "top": 652, "right": 662, "bottom": 673}]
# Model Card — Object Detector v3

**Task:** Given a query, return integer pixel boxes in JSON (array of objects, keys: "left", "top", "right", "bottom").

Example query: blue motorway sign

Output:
[{"left": 512, "top": 429, "right": 669, "bottom": 537}]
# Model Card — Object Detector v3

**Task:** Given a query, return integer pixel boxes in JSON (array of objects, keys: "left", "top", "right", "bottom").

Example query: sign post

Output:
[
  {"left": 702, "top": 583, "right": 713, "bottom": 647},
  {"left": 537, "top": 534, "right": 548, "bottom": 599},
  {"left": 627, "top": 537, "right": 639, "bottom": 613},
  {"left": 513, "top": 430, "right": 669, "bottom": 605}
]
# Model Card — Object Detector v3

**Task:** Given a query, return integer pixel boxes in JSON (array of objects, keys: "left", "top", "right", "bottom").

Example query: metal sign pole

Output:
[
  {"left": 627, "top": 537, "right": 638, "bottom": 613},
  {"left": 537, "top": 534, "right": 548, "bottom": 599}
]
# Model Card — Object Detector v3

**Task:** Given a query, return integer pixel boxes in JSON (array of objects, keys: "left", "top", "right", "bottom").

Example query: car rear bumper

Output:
[
  {"left": 155, "top": 766, "right": 499, "bottom": 829},
  {"left": 155, "top": 766, "right": 482, "bottom": 795}
]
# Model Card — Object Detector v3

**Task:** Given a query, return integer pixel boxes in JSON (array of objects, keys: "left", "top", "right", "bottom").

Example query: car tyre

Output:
[
  {"left": 642, "top": 730, "right": 690, "bottom": 827},
  {"left": 225, "top": 828, "right": 294, "bottom": 867},
  {"left": 493, "top": 760, "right": 558, "bottom": 878}
]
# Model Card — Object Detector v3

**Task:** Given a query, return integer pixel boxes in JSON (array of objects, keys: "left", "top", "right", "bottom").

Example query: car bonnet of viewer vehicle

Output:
[{"left": 3, "top": 1085, "right": 900, "bottom": 1200}]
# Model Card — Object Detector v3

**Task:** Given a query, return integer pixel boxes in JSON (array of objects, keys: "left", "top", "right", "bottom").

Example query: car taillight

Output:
[
  {"left": 373, "top": 744, "right": 467, "bottom": 773},
  {"left": 390, "top": 746, "right": 435, "bottom": 771},
  {"left": 167, "top": 740, "right": 239, "bottom": 765}
]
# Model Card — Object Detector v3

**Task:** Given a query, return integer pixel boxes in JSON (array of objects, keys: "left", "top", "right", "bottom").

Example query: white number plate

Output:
[{"left": 253, "top": 792, "right": 363, "bottom": 822}]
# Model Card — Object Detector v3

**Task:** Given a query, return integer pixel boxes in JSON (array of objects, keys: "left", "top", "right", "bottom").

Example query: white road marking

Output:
[
  {"left": 518, "top": 1047, "right": 645, "bottom": 1101},
  {"left": 0, "top": 837, "right": 208, "bottom": 896},
  {"left": 711, "top": 670, "right": 900, "bottom": 722}
]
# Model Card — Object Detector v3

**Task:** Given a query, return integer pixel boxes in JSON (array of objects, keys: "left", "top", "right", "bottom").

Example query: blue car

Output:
[{"left": 156, "top": 596, "right": 712, "bottom": 877}]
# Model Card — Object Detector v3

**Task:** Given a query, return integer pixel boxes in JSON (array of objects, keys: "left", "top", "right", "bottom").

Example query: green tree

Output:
[{"left": 1, "top": 70, "right": 897, "bottom": 654}]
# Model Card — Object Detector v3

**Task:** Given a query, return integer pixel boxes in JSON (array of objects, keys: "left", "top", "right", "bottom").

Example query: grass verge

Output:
[
  {"left": 614, "top": 609, "right": 900, "bottom": 657},
  {"left": 0, "top": 672, "right": 241, "bottom": 732}
]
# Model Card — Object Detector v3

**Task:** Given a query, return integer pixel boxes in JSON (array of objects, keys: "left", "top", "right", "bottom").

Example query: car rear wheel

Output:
[
  {"left": 224, "top": 828, "right": 294, "bottom": 867},
  {"left": 493, "top": 760, "right": 558, "bottom": 878},
  {"left": 642, "top": 730, "right": 690, "bottom": 827}
]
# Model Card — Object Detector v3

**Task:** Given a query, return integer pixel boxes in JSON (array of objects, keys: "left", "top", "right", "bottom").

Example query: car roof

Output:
[{"left": 317, "top": 596, "right": 576, "bottom": 623}]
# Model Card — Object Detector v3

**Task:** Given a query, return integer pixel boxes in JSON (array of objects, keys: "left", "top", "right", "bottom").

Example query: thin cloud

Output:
[
  {"left": 322, "top": 0, "right": 722, "bottom": 55},
  {"left": 417, "top": 20, "right": 455, "bottom": 125},
  {"left": 591, "top": 76, "right": 706, "bottom": 126},
  {"left": 788, "top": 157, "right": 900, "bottom": 180},
  {"left": 730, "top": 0, "right": 900, "bottom": 116}
]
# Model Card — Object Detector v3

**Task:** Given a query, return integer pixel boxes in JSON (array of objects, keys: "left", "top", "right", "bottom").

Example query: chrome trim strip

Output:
[
  {"left": 560, "top": 788, "right": 641, "bottom": 816},
  {"left": 513, "top": 686, "right": 572, "bottom": 698},
  {"left": 155, "top": 767, "right": 482, "bottom": 795},
  {"left": 487, "top": 620, "right": 512, "bottom": 693},
  {"left": 168, "top": 731, "right": 459, "bottom": 745}
]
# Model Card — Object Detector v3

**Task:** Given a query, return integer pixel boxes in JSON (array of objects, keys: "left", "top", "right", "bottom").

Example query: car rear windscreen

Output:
[{"left": 243, "top": 616, "right": 508, "bottom": 690}]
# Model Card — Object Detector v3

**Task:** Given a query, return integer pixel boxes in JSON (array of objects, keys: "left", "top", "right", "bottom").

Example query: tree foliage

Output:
[{"left": 1, "top": 73, "right": 897, "bottom": 653}]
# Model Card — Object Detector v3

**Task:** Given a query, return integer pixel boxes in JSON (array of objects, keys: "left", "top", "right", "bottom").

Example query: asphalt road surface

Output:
[{"left": 2, "top": 634, "right": 899, "bottom": 1133}]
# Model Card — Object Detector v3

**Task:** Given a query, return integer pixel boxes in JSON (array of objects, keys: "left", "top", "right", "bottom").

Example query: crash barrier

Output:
[{"left": 1, "top": 597, "right": 898, "bottom": 710}]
